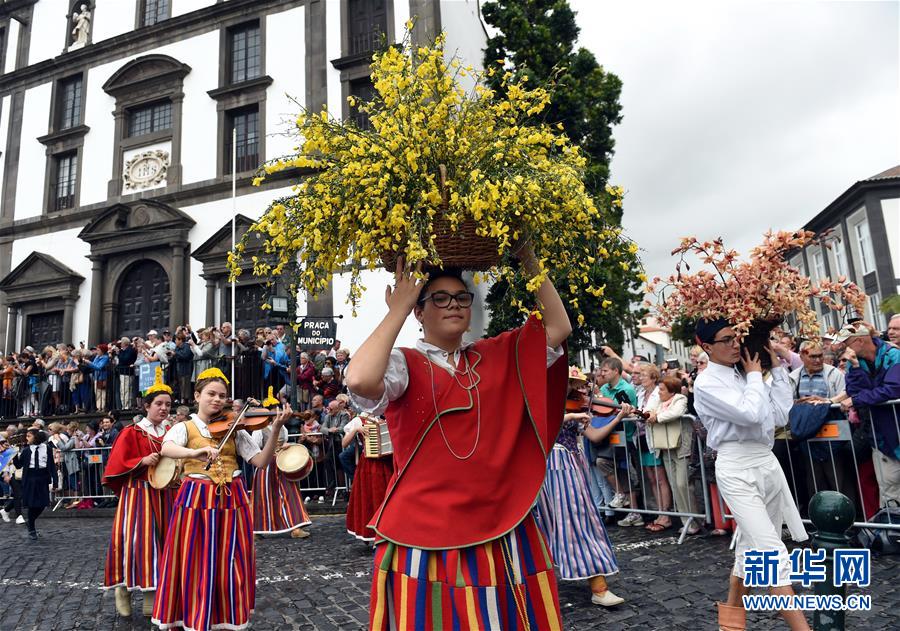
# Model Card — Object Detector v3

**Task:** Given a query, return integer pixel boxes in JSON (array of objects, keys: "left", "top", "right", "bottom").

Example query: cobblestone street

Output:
[{"left": 0, "top": 514, "right": 896, "bottom": 630}]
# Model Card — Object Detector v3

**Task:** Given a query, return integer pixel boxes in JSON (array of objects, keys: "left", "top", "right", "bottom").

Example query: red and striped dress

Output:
[
  {"left": 345, "top": 417, "right": 393, "bottom": 542},
  {"left": 152, "top": 415, "right": 260, "bottom": 631},
  {"left": 351, "top": 314, "right": 569, "bottom": 630},
  {"left": 250, "top": 426, "right": 311, "bottom": 534},
  {"left": 102, "top": 418, "right": 175, "bottom": 592}
]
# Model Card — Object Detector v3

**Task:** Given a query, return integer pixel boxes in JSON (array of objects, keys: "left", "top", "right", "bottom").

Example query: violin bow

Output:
[{"left": 204, "top": 400, "right": 253, "bottom": 471}]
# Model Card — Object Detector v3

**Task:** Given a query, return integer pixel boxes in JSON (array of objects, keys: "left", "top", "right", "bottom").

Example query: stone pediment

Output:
[
  {"left": 192, "top": 215, "right": 269, "bottom": 276},
  {"left": 0, "top": 252, "right": 84, "bottom": 304},
  {"left": 193, "top": 215, "right": 257, "bottom": 260},
  {"left": 79, "top": 200, "right": 195, "bottom": 246},
  {"left": 102, "top": 54, "right": 191, "bottom": 97}
]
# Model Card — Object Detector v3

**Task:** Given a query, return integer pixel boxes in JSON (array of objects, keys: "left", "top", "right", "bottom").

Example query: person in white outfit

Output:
[{"left": 692, "top": 318, "right": 811, "bottom": 631}]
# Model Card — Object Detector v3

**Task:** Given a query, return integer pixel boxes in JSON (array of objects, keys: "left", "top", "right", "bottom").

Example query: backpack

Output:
[{"left": 855, "top": 502, "right": 900, "bottom": 555}]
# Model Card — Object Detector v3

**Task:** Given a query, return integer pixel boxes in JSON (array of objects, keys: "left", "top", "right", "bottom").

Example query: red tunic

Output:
[
  {"left": 102, "top": 422, "right": 167, "bottom": 495},
  {"left": 372, "top": 314, "right": 568, "bottom": 549}
]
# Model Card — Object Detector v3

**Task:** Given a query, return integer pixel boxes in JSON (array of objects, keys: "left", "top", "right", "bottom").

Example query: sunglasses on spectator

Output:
[
  {"left": 805, "top": 354, "right": 824, "bottom": 360},
  {"left": 418, "top": 291, "right": 475, "bottom": 309}
]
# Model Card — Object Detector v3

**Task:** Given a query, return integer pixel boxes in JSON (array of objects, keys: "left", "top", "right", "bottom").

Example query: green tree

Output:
[{"left": 481, "top": 0, "right": 644, "bottom": 353}]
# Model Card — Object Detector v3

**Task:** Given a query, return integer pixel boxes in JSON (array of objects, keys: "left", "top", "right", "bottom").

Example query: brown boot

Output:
[{"left": 717, "top": 602, "right": 746, "bottom": 631}]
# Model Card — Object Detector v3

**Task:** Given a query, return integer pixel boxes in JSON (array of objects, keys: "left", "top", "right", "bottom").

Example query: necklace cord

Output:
[{"left": 428, "top": 350, "right": 482, "bottom": 460}]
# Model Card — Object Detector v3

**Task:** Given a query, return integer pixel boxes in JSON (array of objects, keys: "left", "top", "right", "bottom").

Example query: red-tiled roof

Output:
[{"left": 865, "top": 165, "right": 900, "bottom": 181}]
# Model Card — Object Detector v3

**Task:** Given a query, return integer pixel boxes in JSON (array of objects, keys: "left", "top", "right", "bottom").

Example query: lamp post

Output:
[{"left": 268, "top": 293, "right": 294, "bottom": 408}]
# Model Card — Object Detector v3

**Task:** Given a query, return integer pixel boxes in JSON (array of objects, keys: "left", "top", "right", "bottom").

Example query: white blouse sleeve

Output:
[
  {"left": 343, "top": 417, "right": 364, "bottom": 434},
  {"left": 250, "top": 429, "right": 266, "bottom": 450},
  {"left": 547, "top": 345, "right": 564, "bottom": 367},
  {"left": 235, "top": 429, "right": 261, "bottom": 462},
  {"left": 348, "top": 348, "right": 410, "bottom": 416},
  {"left": 162, "top": 422, "right": 188, "bottom": 447}
]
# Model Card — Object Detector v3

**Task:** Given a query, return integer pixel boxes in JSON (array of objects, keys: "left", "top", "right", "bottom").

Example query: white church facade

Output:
[{"left": 0, "top": 0, "right": 488, "bottom": 353}]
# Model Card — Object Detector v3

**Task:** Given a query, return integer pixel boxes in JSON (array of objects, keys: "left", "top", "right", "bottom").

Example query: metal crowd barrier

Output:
[
  {"left": 588, "top": 413, "right": 712, "bottom": 544},
  {"left": 284, "top": 431, "right": 351, "bottom": 507},
  {"left": 52, "top": 446, "right": 116, "bottom": 509},
  {"left": 47, "top": 429, "right": 352, "bottom": 510},
  {"left": 708, "top": 400, "right": 900, "bottom": 536},
  {"left": 587, "top": 399, "right": 900, "bottom": 543}
]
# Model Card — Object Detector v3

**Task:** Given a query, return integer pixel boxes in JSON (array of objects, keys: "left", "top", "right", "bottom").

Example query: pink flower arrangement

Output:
[{"left": 646, "top": 230, "right": 867, "bottom": 339}]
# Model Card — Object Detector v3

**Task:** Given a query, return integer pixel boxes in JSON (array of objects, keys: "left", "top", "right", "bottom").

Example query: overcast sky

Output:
[{"left": 570, "top": 0, "right": 899, "bottom": 282}]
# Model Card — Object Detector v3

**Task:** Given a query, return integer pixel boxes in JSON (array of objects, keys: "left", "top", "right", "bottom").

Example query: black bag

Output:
[
  {"left": 12, "top": 376, "right": 26, "bottom": 400},
  {"left": 856, "top": 502, "right": 900, "bottom": 555}
]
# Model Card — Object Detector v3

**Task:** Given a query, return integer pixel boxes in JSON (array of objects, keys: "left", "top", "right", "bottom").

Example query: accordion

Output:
[{"left": 363, "top": 417, "right": 393, "bottom": 458}]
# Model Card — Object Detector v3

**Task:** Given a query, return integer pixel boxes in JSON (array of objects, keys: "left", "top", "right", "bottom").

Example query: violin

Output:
[
  {"left": 565, "top": 393, "right": 649, "bottom": 419},
  {"left": 203, "top": 402, "right": 300, "bottom": 471},
  {"left": 206, "top": 408, "right": 306, "bottom": 439}
]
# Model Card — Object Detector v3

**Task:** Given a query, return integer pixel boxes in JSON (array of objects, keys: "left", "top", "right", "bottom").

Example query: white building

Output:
[
  {"left": 622, "top": 315, "right": 692, "bottom": 368},
  {"left": 0, "top": 0, "right": 488, "bottom": 353}
]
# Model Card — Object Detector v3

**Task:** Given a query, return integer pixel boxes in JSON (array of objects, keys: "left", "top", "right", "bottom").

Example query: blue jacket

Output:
[
  {"left": 88, "top": 354, "right": 109, "bottom": 381},
  {"left": 846, "top": 337, "right": 900, "bottom": 460}
]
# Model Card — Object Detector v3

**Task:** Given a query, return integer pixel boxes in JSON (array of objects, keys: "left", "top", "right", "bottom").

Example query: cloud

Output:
[{"left": 571, "top": 0, "right": 899, "bottom": 282}]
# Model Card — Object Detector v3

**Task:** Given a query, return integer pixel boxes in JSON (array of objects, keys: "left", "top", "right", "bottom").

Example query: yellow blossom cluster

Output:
[{"left": 230, "top": 26, "right": 633, "bottom": 317}]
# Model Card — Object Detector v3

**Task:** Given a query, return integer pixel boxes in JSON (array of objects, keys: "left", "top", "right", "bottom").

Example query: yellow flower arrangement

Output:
[{"left": 229, "top": 27, "right": 634, "bottom": 322}]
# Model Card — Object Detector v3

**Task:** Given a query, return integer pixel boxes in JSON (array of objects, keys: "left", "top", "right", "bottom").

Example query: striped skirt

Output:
[
  {"left": 251, "top": 460, "right": 311, "bottom": 534},
  {"left": 346, "top": 455, "right": 393, "bottom": 542},
  {"left": 533, "top": 445, "right": 619, "bottom": 580},
  {"left": 370, "top": 514, "right": 562, "bottom": 631},
  {"left": 103, "top": 477, "right": 175, "bottom": 591},
  {"left": 152, "top": 477, "right": 255, "bottom": 631}
]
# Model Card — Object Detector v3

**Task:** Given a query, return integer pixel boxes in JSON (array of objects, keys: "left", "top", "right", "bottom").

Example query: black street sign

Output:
[{"left": 297, "top": 318, "right": 337, "bottom": 351}]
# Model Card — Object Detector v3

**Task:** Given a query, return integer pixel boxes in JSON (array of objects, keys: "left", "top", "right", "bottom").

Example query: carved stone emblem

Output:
[{"left": 123, "top": 150, "right": 169, "bottom": 191}]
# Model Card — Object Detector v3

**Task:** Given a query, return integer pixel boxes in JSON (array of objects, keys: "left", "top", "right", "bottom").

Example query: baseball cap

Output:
[
  {"left": 832, "top": 323, "right": 872, "bottom": 344},
  {"left": 147, "top": 330, "right": 159, "bottom": 337}
]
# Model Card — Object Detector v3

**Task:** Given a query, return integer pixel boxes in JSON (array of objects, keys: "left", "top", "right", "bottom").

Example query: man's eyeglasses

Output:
[
  {"left": 805, "top": 354, "right": 824, "bottom": 360},
  {"left": 710, "top": 335, "right": 739, "bottom": 346},
  {"left": 418, "top": 291, "right": 475, "bottom": 309}
]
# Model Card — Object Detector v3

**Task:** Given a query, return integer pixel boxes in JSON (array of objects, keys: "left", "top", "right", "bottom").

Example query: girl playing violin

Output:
[
  {"left": 152, "top": 368, "right": 291, "bottom": 631},
  {"left": 102, "top": 368, "right": 175, "bottom": 617},
  {"left": 534, "top": 366, "right": 631, "bottom": 608}
]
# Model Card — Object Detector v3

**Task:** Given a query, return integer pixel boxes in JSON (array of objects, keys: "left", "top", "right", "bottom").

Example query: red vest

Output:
[{"left": 372, "top": 314, "right": 568, "bottom": 549}]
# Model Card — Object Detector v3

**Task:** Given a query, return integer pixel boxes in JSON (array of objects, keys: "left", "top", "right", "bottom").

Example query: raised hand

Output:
[
  {"left": 273, "top": 403, "right": 293, "bottom": 427},
  {"left": 385, "top": 257, "right": 428, "bottom": 317},
  {"left": 741, "top": 348, "right": 762, "bottom": 374}
]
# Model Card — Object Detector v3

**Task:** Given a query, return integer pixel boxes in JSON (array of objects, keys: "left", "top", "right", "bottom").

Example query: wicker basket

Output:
[
  {"left": 380, "top": 164, "right": 501, "bottom": 271},
  {"left": 381, "top": 217, "right": 500, "bottom": 271}
]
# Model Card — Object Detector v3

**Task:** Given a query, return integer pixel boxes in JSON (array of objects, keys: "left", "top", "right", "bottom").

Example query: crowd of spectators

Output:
[
  {"left": 2, "top": 313, "right": 898, "bottom": 532},
  {"left": 0, "top": 323, "right": 352, "bottom": 420},
  {"left": 579, "top": 313, "right": 900, "bottom": 538}
]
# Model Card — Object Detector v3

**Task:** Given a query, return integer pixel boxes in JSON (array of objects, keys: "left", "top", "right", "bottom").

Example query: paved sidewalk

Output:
[{"left": 0, "top": 515, "right": 896, "bottom": 630}]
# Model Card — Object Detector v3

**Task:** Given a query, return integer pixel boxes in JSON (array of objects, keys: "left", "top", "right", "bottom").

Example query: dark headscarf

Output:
[{"left": 694, "top": 317, "right": 730, "bottom": 345}]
